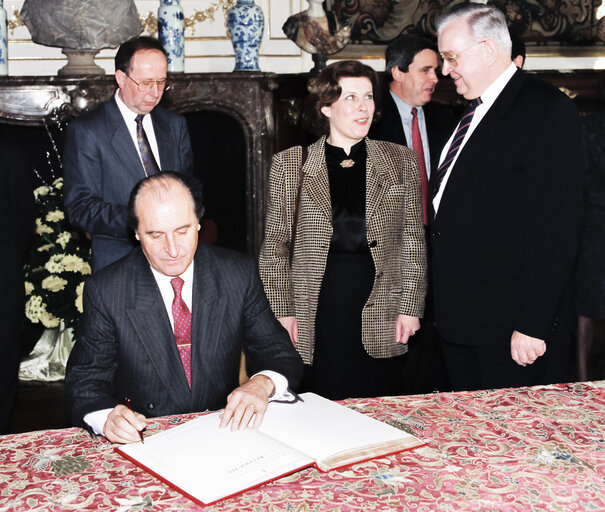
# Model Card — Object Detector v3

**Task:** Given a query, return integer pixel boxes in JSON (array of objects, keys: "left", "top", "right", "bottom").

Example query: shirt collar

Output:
[
  {"left": 389, "top": 89, "right": 422, "bottom": 121},
  {"left": 477, "top": 62, "right": 517, "bottom": 110},
  {"left": 150, "top": 260, "right": 195, "bottom": 287},
  {"left": 114, "top": 89, "right": 141, "bottom": 123}
]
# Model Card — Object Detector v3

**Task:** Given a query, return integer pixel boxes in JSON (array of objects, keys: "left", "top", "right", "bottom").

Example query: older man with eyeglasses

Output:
[
  {"left": 63, "top": 36, "right": 194, "bottom": 272},
  {"left": 430, "top": 4, "right": 584, "bottom": 391}
]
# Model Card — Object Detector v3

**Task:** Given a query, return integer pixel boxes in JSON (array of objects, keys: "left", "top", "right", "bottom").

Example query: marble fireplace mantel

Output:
[{"left": 0, "top": 73, "right": 279, "bottom": 256}]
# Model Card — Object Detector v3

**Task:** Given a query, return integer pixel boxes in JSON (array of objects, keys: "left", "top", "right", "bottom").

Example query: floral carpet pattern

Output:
[{"left": 0, "top": 381, "right": 603, "bottom": 511}]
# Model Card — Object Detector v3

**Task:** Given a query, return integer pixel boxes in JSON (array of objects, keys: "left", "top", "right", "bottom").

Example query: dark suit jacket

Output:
[
  {"left": 0, "top": 138, "right": 35, "bottom": 434},
  {"left": 64, "top": 244, "right": 303, "bottom": 429},
  {"left": 63, "top": 97, "right": 194, "bottom": 272},
  {"left": 574, "top": 107, "right": 605, "bottom": 318},
  {"left": 0, "top": 139, "right": 35, "bottom": 318},
  {"left": 370, "top": 90, "right": 459, "bottom": 177},
  {"left": 431, "top": 69, "right": 584, "bottom": 347}
]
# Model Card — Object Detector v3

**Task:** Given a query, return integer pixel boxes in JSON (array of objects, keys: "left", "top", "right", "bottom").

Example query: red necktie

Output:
[
  {"left": 411, "top": 107, "right": 429, "bottom": 225},
  {"left": 170, "top": 277, "right": 192, "bottom": 388}
]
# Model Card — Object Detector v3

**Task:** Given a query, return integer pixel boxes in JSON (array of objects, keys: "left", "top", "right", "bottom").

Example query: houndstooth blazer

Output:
[{"left": 259, "top": 136, "right": 427, "bottom": 365}]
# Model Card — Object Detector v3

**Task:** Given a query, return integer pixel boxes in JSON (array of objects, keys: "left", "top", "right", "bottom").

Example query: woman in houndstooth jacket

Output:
[{"left": 259, "top": 60, "right": 427, "bottom": 400}]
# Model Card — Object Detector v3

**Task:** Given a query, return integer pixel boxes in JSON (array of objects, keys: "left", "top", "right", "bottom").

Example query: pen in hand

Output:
[{"left": 124, "top": 397, "right": 145, "bottom": 444}]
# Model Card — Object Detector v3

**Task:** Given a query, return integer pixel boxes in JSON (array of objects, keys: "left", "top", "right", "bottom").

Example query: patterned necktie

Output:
[
  {"left": 170, "top": 277, "right": 192, "bottom": 388},
  {"left": 411, "top": 107, "right": 429, "bottom": 225},
  {"left": 135, "top": 114, "right": 160, "bottom": 176},
  {"left": 431, "top": 97, "right": 482, "bottom": 200}
]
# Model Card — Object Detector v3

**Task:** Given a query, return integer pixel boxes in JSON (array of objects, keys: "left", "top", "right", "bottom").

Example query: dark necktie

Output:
[
  {"left": 431, "top": 97, "right": 482, "bottom": 200},
  {"left": 411, "top": 107, "right": 429, "bottom": 225},
  {"left": 135, "top": 114, "right": 160, "bottom": 176},
  {"left": 171, "top": 277, "right": 192, "bottom": 388}
]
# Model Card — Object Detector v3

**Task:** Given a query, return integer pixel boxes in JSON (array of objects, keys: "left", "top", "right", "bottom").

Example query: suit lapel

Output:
[
  {"left": 380, "top": 92, "right": 408, "bottom": 146},
  {"left": 190, "top": 246, "right": 226, "bottom": 408},
  {"left": 105, "top": 98, "right": 147, "bottom": 180},
  {"left": 436, "top": 70, "right": 525, "bottom": 220},
  {"left": 126, "top": 252, "right": 191, "bottom": 411},
  {"left": 303, "top": 137, "right": 332, "bottom": 221},
  {"left": 151, "top": 109, "right": 174, "bottom": 171},
  {"left": 365, "top": 139, "right": 390, "bottom": 222},
  {"left": 424, "top": 103, "right": 450, "bottom": 174}
]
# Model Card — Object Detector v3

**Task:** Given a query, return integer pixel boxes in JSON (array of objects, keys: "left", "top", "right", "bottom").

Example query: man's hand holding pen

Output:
[{"left": 103, "top": 399, "right": 147, "bottom": 444}]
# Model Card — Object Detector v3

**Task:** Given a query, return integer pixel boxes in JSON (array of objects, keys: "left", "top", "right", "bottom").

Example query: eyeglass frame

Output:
[
  {"left": 439, "top": 40, "right": 487, "bottom": 68},
  {"left": 124, "top": 72, "right": 171, "bottom": 93}
]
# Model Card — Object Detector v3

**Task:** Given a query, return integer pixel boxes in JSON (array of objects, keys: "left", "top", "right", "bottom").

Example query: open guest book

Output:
[{"left": 116, "top": 392, "right": 425, "bottom": 506}]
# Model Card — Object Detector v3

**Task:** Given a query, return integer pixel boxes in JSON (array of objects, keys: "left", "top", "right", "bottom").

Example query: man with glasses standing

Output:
[
  {"left": 431, "top": 4, "right": 583, "bottom": 391},
  {"left": 64, "top": 36, "right": 193, "bottom": 272}
]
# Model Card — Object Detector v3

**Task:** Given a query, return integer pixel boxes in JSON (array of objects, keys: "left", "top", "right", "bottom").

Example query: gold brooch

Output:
[{"left": 340, "top": 159, "right": 355, "bottom": 168}]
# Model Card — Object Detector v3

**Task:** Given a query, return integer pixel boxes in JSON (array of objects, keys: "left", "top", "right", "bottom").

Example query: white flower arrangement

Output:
[{"left": 24, "top": 177, "right": 91, "bottom": 330}]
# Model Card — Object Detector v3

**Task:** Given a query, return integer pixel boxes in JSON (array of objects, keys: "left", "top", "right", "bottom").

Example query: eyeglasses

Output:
[
  {"left": 125, "top": 73, "right": 170, "bottom": 93},
  {"left": 440, "top": 40, "right": 486, "bottom": 68}
]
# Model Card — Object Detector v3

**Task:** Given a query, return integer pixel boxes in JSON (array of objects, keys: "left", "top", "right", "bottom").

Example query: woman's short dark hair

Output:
[
  {"left": 115, "top": 36, "right": 167, "bottom": 74},
  {"left": 306, "top": 60, "right": 379, "bottom": 136},
  {"left": 127, "top": 171, "right": 205, "bottom": 232}
]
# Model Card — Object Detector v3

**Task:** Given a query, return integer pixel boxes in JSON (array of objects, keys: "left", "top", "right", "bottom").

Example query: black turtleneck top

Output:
[{"left": 324, "top": 139, "right": 370, "bottom": 254}]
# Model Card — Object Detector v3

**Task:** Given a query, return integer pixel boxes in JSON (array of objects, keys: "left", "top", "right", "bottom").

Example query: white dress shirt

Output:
[
  {"left": 433, "top": 63, "right": 518, "bottom": 213},
  {"left": 114, "top": 90, "right": 162, "bottom": 174},
  {"left": 390, "top": 90, "right": 433, "bottom": 177}
]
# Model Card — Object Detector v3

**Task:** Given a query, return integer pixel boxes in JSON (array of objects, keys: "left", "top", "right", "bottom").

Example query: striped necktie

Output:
[
  {"left": 431, "top": 97, "right": 482, "bottom": 200},
  {"left": 135, "top": 114, "right": 160, "bottom": 176}
]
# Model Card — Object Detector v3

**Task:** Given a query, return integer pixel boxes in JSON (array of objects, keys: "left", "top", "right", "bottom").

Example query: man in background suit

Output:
[
  {"left": 0, "top": 138, "right": 35, "bottom": 434},
  {"left": 65, "top": 172, "right": 303, "bottom": 444},
  {"left": 64, "top": 36, "right": 193, "bottom": 273},
  {"left": 370, "top": 34, "right": 457, "bottom": 393},
  {"left": 370, "top": 34, "right": 458, "bottom": 223},
  {"left": 431, "top": 4, "right": 584, "bottom": 391}
]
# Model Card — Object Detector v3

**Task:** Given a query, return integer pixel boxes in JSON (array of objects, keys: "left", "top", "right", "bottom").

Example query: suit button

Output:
[
  {"left": 369, "top": 240, "right": 377, "bottom": 248},
  {"left": 147, "top": 403, "right": 155, "bottom": 410},
  {"left": 432, "top": 231, "right": 441, "bottom": 238}
]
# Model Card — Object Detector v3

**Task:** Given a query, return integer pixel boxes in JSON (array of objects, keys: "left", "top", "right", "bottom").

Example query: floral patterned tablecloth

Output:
[{"left": 1, "top": 381, "right": 603, "bottom": 512}]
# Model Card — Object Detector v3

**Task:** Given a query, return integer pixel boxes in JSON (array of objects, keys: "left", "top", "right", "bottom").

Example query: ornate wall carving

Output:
[{"left": 333, "top": 0, "right": 605, "bottom": 45}]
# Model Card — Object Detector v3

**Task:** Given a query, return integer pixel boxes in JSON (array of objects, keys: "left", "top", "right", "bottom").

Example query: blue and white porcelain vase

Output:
[
  {"left": 0, "top": 0, "right": 8, "bottom": 76},
  {"left": 158, "top": 0, "right": 185, "bottom": 73},
  {"left": 227, "top": 0, "right": 264, "bottom": 71}
]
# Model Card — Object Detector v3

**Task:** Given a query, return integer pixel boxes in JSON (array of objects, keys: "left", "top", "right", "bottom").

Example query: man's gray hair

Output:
[{"left": 436, "top": 3, "right": 512, "bottom": 56}]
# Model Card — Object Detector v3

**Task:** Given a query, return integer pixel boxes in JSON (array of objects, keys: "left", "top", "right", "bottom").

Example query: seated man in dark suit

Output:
[{"left": 65, "top": 172, "right": 303, "bottom": 444}]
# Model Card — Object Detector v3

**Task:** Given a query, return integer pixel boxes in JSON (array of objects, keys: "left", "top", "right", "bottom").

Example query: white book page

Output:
[
  {"left": 259, "top": 393, "right": 416, "bottom": 464},
  {"left": 119, "top": 412, "right": 312, "bottom": 504}
]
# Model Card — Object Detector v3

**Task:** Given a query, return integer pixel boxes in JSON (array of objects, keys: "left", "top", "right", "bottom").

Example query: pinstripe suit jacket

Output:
[
  {"left": 65, "top": 244, "right": 303, "bottom": 429},
  {"left": 259, "top": 136, "right": 427, "bottom": 365}
]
